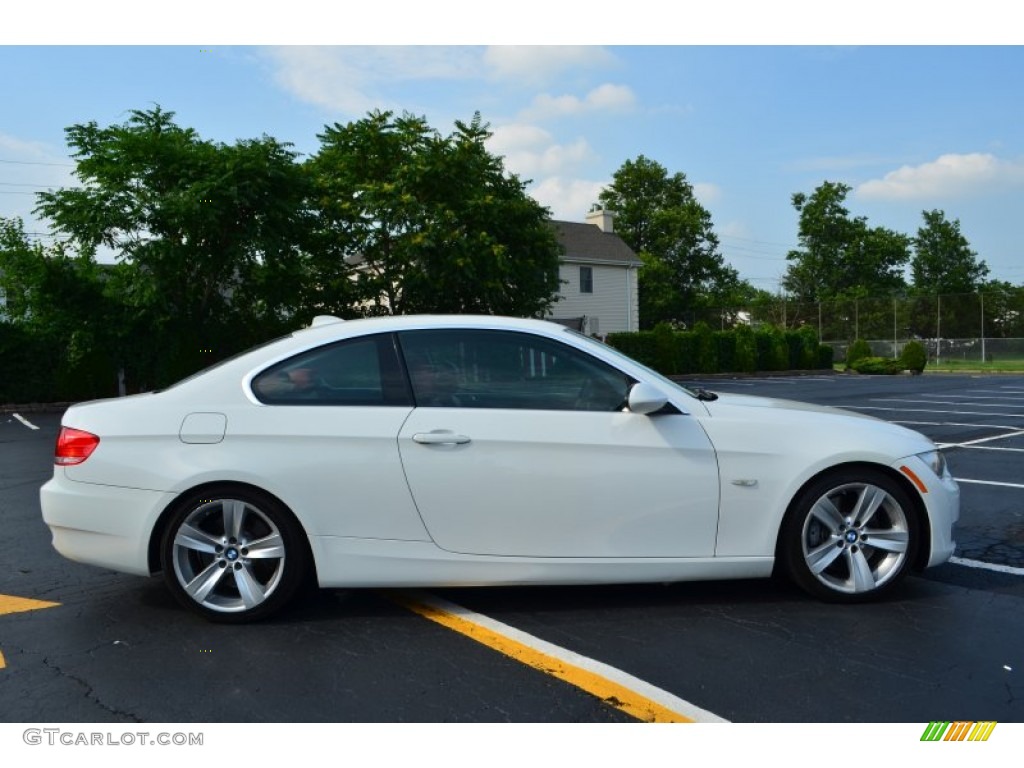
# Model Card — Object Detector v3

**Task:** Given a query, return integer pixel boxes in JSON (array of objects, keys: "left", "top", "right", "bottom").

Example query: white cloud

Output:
[
  {"left": 856, "top": 153, "right": 1024, "bottom": 201},
  {"left": 527, "top": 177, "right": 607, "bottom": 221},
  {"left": 693, "top": 182, "right": 722, "bottom": 206},
  {"left": 483, "top": 46, "right": 615, "bottom": 84},
  {"left": 263, "top": 46, "right": 621, "bottom": 117},
  {"left": 521, "top": 83, "right": 636, "bottom": 120},
  {"left": 262, "top": 46, "right": 481, "bottom": 115},
  {"left": 488, "top": 124, "right": 595, "bottom": 178}
]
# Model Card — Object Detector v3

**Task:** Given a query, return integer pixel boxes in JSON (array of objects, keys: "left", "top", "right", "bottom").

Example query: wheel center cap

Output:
[
  {"left": 845, "top": 530, "right": 858, "bottom": 544},
  {"left": 225, "top": 548, "right": 239, "bottom": 561}
]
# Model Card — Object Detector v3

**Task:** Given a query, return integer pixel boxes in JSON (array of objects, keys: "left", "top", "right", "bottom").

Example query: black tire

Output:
[
  {"left": 779, "top": 468, "right": 921, "bottom": 602},
  {"left": 159, "top": 485, "right": 311, "bottom": 623}
]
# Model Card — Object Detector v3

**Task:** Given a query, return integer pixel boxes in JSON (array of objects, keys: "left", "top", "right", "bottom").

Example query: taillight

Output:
[{"left": 55, "top": 427, "right": 100, "bottom": 466}]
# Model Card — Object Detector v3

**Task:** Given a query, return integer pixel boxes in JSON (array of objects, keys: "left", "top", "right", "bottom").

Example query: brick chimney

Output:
[{"left": 585, "top": 208, "right": 615, "bottom": 233}]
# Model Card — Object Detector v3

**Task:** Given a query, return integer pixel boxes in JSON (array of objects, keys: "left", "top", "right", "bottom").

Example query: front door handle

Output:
[{"left": 412, "top": 431, "right": 471, "bottom": 445}]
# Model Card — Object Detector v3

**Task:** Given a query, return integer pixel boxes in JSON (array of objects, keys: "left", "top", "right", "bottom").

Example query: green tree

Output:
[
  {"left": 979, "top": 280, "right": 1024, "bottom": 339},
  {"left": 597, "top": 155, "right": 739, "bottom": 328},
  {"left": 783, "top": 181, "right": 910, "bottom": 302},
  {"left": 0, "top": 217, "right": 117, "bottom": 398},
  {"left": 308, "top": 110, "right": 561, "bottom": 317},
  {"left": 911, "top": 209, "right": 988, "bottom": 294},
  {"left": 34, "top": 106, "right": 311, "bottom": 386}
]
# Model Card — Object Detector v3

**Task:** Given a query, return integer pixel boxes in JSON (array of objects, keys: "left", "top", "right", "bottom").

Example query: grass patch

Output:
[
  {"left": 927, "top": 358, "right": 1024, "bottom": 373},
  {"left": 833, "top": 359, "right": 1024, "bottom": 373}
]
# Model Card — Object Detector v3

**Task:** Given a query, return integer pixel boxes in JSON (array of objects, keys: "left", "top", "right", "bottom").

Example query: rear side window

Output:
[{"left": 252, "top": 334, "right": 411, "bottom": 406}]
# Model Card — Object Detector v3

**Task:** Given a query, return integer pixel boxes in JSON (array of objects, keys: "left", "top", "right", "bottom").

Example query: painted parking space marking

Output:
[
  {"left": 941, "top": 444, "right": 1024, "bottom": 453},
  {"left": 894, "top": 420, "right": 1023, "bottom": 431},
  {"left": 849, "top": 405, "right": 1024, "bottom": 419},
  {"left": 935, "top": 428, "right": 1024, "bottom": 449},
  {"left": 872, "top": 398, "right": 1024, "bottom": 409},
  {"left": 12, "top": 413, "right": 40, "bottom": 430},
  {"left": 898, "top": 394, "right": 1024, "bottom": 401},
  {"left": 0, "top": 594, "right": 61, "bottom": 670},
  {"left": 955, "top": 478, "right": 1024, "bottom": 490},
  {"left": 950, "top": 557, "right": 1024, "bottom": 577},
  {"left": 392, "top": 590, "right": 727, "bottom": 723}
]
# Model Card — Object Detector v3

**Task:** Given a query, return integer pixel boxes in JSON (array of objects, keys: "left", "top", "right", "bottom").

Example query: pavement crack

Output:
[{"left": 41, "top": 655, "right": 144, "bottom": 722}]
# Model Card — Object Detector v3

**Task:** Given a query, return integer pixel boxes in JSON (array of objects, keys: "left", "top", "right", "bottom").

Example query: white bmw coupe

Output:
[{"left": 42, "top": 315, "right": 958, "bottom": 622}]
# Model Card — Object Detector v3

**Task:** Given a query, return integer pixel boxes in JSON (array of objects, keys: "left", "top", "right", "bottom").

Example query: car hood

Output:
[
  {"left": 694, "top": 389, "right": 936, "bottom": 461},
  {"left": 698, "top": 391, "right": 881, "bottom": 420}
]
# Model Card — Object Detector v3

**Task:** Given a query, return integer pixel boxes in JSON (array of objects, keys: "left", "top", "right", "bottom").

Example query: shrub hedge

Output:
[
  {"left": 606, "top": 324, "right": 832, "bottom": 376},
  {"left": 900, "top": 340, "right": 927, "bottom": 373},
  {"left": 1, "top": 322, "right": 118, "bottom": 404}
]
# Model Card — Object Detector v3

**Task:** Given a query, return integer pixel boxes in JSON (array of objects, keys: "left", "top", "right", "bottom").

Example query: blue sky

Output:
[{"left": 3, "top": 6, "right": 1021, "bottom": 293}]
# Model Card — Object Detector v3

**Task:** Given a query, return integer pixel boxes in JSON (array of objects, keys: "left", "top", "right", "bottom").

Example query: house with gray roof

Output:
[{"left": 547, "top": 209, "right": 641, "bottom": 337}]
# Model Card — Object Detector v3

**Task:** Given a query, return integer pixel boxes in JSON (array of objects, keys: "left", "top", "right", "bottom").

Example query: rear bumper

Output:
[{"left": 40, "top": 471, "right": 174, "bottom": 576}]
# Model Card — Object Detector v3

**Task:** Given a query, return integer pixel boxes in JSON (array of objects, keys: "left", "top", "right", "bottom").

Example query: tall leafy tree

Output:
[
  {"left": 597, "top": 155, "right": 740, "bottom": 328},
  {"left": 308, "top": 110, "right": 561, "bottom": 317},
  {"left": 783, "top": 181, "right": 910, "bottom": 302},
  {"left": 911, "top": 209, "right": 988, "bottom": 295},
  {"left": 34, "top": 106, "right": 311, "bottom": 385}
]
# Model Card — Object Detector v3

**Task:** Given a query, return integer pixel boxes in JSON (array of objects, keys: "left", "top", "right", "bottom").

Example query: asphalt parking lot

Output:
[{"left": 1, "top": 374, "right": 1022, "bottom": 723}]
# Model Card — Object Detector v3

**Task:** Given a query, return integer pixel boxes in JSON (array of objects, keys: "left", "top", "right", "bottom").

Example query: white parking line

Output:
[
  {"left": 850, "top": 406, "right": 1024, "bottom": 419},
  {"left": 955, "top": 478, "right": 1024, "bottom": 490},
  {"left": 12, "top": 413, "right": 39, "bottom": 431},
  {"left": 936, "top": 429, "right": 1024, "bottom": 450},
  {"left": 950, "top": 557, "right": 1024, "bottom": 577},
  {"left": 907, "top": 394, "right": 1024, "bottom": 401},
  {"left": 872, "top": 398, "right": 1024, "bottom": 409},
  {"left": 894, "top": 420, "right": 1023, "bottom": 431},
  {"left": 942, "top": 445, "right": 1024, "bottom": 453}
]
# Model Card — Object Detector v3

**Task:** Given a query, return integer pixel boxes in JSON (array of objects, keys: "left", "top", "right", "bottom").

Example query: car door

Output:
[
  {"left": 396, "top": 329, "right": 720, "bottom": 558},
  {"left": 244, "top": 332, "right": 426, "bottom": 542}
]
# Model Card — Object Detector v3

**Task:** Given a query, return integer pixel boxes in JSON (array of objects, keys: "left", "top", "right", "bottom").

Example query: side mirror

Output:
[{"left": 627, "top": 382, "right": 669, "bottom": 415}]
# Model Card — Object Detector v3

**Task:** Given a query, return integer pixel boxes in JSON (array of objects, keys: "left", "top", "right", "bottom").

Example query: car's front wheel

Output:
[
  {"left": 159, "top": 486, "right": 310, "bottom": 622},
  {"left": 780, "top": 468, "right": 921, "bottom": 601}
]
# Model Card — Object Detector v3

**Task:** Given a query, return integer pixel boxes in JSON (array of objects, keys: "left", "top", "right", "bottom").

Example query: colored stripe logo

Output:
[{"left": 921, "top": 721, "right": 997, "bottom": 741}]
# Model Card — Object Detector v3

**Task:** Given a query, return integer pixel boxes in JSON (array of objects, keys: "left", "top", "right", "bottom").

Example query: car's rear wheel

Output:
[
  {"left": 780, "top": 468, "right": 921, "bottom": 601},
  {"left": 159, "top": 487, "right": 309, "bottom": 622}
]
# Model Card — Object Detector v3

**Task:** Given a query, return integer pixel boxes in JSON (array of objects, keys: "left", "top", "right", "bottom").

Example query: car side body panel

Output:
[{"left": 38, "top": 315, "right": 959, "bottom": 619}]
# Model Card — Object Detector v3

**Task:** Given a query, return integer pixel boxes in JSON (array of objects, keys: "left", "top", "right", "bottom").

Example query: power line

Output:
[
  {"left": 0, "top": 182, "right": 71, "bottom": 189},
  {"left": 0, "top": 158, "right": 75, "bottom": 168}
]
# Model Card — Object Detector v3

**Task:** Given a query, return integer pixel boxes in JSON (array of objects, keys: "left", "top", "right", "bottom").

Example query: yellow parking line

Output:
[
  {"left": 0, "top": 593, "right": 61, "bottom": 670},
  {"left": 391, "top": 591, "right": 726, "bottom": 723},
  {"left": 0, "top": 594, "right": 61, "bottom": 616}
]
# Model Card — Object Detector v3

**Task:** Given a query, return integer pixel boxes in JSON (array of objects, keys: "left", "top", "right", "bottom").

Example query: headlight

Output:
[{"left": 918, "top": 449, "right": 948, "bottom": 478}]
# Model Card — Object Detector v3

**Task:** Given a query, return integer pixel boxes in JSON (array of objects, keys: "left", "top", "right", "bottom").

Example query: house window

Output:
[{"left": 579, "top": 266, "right": 593, "bottom": 294}]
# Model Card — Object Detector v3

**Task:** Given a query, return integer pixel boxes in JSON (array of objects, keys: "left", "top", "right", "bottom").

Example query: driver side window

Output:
[{"left": 398, "top": 329, "right": 631, "bottom": 411}]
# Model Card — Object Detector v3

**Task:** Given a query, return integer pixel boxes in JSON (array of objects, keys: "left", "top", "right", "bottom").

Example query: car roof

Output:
[
  {"left": 286, "top": 313, "right": 573, "bottom": 346},
  {"left": 162, "top": 315, "right": 580, "bottom": 400}
]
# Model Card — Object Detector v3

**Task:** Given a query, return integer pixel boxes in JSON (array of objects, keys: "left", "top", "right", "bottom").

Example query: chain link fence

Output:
[{"left": 682, "top": 290, "right": 1024, "bottom": 364}]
